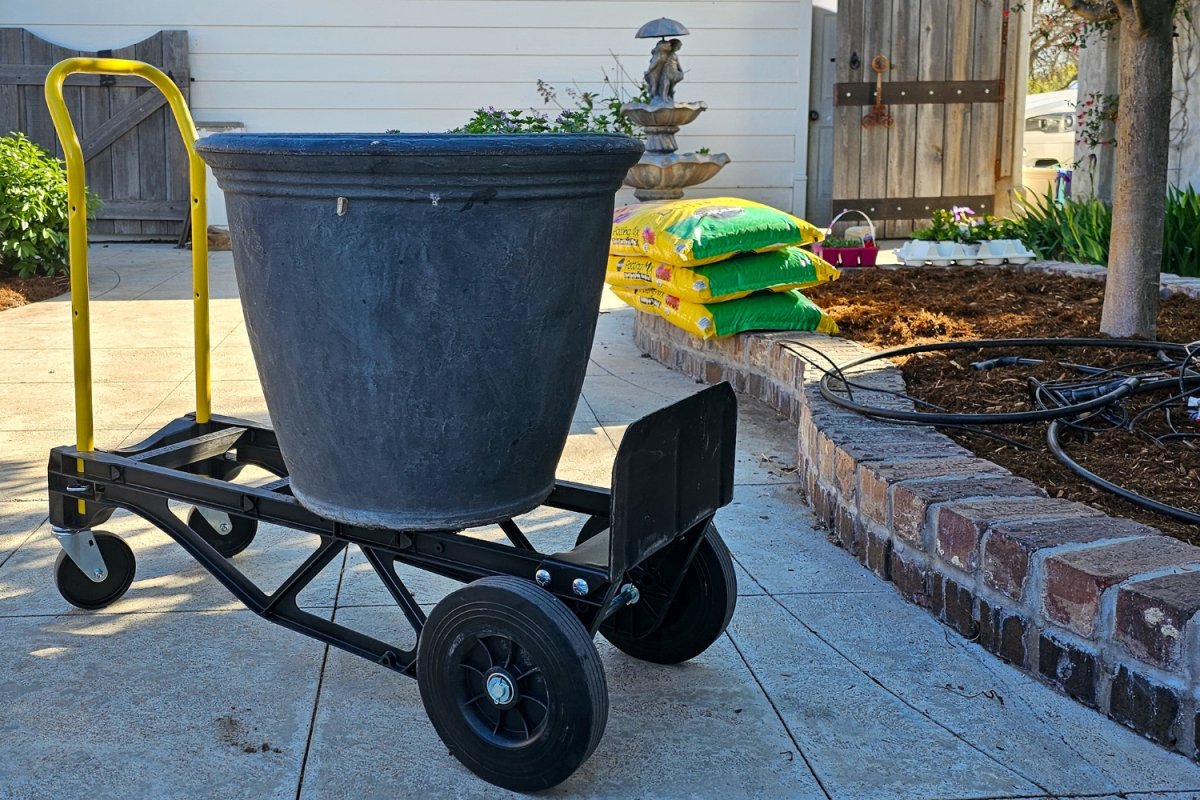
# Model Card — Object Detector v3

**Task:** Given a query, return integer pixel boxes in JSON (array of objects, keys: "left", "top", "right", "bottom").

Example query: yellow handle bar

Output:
[{"left": 44, "top": 58, "right": 212, "bottom": 474}]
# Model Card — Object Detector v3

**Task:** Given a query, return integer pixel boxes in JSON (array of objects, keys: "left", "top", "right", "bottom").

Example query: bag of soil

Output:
[
  {"left": 612, "top": 285, "right": 839, "bottom": 339},
  {"left": 610, "top": 197, "right": 823, "bottom": 267},
  {"left": 606, "top": 246, "right": 840, "bottom": 304}
]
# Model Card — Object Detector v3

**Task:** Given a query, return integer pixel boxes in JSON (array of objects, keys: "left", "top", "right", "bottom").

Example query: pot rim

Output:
[{"left": 196, "top": 132, "right": 646, "bottom": 159}]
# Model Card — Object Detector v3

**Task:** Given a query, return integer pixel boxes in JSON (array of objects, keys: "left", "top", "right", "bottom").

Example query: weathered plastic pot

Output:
[{"left": 196, "top": 133, "right": 644, "bottom": 529}]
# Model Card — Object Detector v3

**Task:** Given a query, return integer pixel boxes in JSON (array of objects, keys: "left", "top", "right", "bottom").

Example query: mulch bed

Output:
[
  {"left": 0, "top": 273, "right": 68, "bottom": 311},
  {"left": 805, "top": 267, "right": 1200, "bottom": 545}
]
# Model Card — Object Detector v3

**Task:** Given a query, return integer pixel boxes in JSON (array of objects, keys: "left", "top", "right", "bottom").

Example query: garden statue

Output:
[
  {"left": 645, "top": 38, "right": 684, "bottom": 103},
  {"left": 621, "top": 18, "right": 730, "bottom": 200}
]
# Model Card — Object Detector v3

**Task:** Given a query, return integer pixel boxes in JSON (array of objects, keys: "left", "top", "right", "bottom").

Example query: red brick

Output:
[
  {"left": 935, "top": 498, "right": 1103, "bottom": 576},
  {"left": 1043, "top": 538, "right": 1200, "bottom": 638},
  {"left": 1115, "top": 571, "right": 1200, "bottom": 670},
  {"left": 983, "top": 516, "right": 1156, "bottom": 602},
  {"left": 937, "top": 575, "right": 978, "bottom": 639},
  {"left": 892, "top": 548, "right": 930, "bottom": 607},
  {"left": 978, "top": 599, "right": 1028, "bottom": 666},
  {"left": 1038, "top": 633, "right": 1098, "bottom": 707},
  {"left": 1107, "top": 666, "right": 1183, "bottom": 747},
  {"left": 811, "top": 481, "right": 836, "bottom": 529},
  {"left": 833, "top": 503, "right": 859, "bottom": 553},
  {"left": 778, "top": 350, "right": 802, "bottom": 386},
  {"left": 747, "top": 336, "right": 778, "bottom": 371},
  {"left": 891, "top": 476, "right": 1045, "bottom": 549},
  {"left": 857, "top": 458, "right": 1009, "bottom": 530},
  {"left": 702, "top": 360, "right": 725, "bottom": 385},
  {"left": 834, "top": 441, "right": 978, "bottom": 498},
  {"left": 865, "top": 527, "right": 892, "bottom": 579}
]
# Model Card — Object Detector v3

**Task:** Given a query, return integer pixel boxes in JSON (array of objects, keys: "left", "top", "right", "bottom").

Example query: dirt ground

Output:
[
  {"left": 0, "top": 273, "right": 68, "bottom": 311},
  {"left": 806, "top": 267, "right": 1200, "bottom": 545}
]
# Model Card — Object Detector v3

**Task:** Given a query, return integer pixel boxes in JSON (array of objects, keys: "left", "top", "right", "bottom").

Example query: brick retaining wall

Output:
[{"left": 632, "top": 290, "right": 1200, "bottom": 760}]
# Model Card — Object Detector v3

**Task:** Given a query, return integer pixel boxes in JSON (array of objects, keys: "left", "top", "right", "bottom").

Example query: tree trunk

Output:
[{"left": 1100, "top": 7, "right": 1174, "bottom": 338}]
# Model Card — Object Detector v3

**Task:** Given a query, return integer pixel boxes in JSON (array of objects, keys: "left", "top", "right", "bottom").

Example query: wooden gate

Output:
[
  {"left": 830, "top": 0, "right": 1025, "bottom": 237},
  {"left": 0, "top": 28, "right": 190, "bottom": 239}
]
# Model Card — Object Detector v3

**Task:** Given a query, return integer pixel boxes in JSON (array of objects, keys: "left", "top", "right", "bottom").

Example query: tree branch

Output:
[
  {"left": 1060, "top": 0, "right": 1121, "bottom": 20},
  {"left": 1129, "top": 0, "right": 1148, "bottom": 29}
]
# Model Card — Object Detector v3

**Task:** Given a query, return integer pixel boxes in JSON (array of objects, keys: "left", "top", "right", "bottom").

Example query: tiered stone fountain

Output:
[{"left": 621, "top": 18, "right": 730, "bottom": 201}]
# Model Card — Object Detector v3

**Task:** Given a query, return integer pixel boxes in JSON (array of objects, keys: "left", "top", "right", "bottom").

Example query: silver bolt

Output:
[
  {"left": 92, "top": 568, "right": 106, "bottom": 580},
  {"left": 571, "top": 578, "right": 589, "bottom": 597},
  {"left": 486, "top": 674, "right": 514, "bottom": 705},
  {"left": 218, "top": 522, "right": 232, "bottom": 534},
  {"left": 534, "top": 569, "right": 551, "bottom": 587}
]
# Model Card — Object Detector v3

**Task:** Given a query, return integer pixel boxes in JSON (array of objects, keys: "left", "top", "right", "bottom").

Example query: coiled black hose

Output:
[{"left": 808, "top": 337, "right": 1198, "bottom": 525}]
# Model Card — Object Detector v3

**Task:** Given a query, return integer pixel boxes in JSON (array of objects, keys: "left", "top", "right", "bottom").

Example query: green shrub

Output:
[
  {"left": 1162, "top": 185, "right": 1200, "bottom": 277},
  {"left": 1008, "top": 188, "right": 1112, "bottom": 266},
  {"left": 0, "top": 133, "right": 97, "bottom": 278},
  {"left": 1008, "top": 185, "right": 1200, "bottom": 277}
]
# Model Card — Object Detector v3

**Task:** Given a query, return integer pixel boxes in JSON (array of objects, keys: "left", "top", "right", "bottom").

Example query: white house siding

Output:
[{"left": 5, "top": 0, "right": 815, "bottom": 222}]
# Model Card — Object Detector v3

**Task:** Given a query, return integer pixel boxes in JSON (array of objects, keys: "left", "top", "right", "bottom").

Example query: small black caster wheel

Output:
[
  {"left": 54, "top": 531, "right": 136, "bottom": 610},
  {"left": 417, "top": 575, "right": 608, "bottom": 792},
  {"left": 187, "top": 507, "right": 257, "bottom": 557},
  {"left": 587, "top": 522, "right": 737, "bottom": 665}
]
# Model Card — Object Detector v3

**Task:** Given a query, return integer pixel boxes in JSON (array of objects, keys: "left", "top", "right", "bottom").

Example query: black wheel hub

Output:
[
  {"left": 457, "top": 634, "right": 547, "bottom": 747},
  {"left": 483, "top": 668, "right": 519, "bottom": 710}
]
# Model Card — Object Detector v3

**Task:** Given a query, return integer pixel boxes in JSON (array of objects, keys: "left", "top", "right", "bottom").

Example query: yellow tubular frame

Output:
[{"left": 44, "top": 58, "right": 211, "bottom": 487}]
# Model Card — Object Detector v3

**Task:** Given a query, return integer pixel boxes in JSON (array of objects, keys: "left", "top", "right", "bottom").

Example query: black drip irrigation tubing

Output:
[{"left": 802, "top": 337, "right": 1200, "bottom": 527}]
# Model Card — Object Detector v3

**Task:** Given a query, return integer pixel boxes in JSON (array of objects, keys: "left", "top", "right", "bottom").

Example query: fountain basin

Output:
[
  {"left": 620, "top": 101, "right": 708, "bottom": 130},
  {"left": 624, "top": 151, "right": 731, "bottom": 201}
]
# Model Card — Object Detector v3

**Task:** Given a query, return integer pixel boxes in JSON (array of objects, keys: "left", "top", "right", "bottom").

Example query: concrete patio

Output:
[{"left": 1, "top": 244, "right": 1199, "bottom": 799}]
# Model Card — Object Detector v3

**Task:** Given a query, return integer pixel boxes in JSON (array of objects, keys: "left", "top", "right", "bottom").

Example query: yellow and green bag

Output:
[
  {"left": 612, "top": 285, "right": 839, "bottom": 340},
  {"left": 607, "top": 247, "right": 840, "bottom": 304},
  {"left": 611, "top": 197, "right": 824, "bottom": 267}
]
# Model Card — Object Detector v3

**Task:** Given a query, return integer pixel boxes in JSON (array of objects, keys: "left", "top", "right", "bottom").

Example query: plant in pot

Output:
[
  {"left": 901, "top": 207, "right": 1032, "bottom": 266},
  {"left": 810, "top": 209, "right": 878, "bottom": 267}
]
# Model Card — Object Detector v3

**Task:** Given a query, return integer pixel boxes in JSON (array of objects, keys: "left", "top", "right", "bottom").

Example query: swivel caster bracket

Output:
[{"left": 52, "top": 527, "right": 109, "bottom": 584}]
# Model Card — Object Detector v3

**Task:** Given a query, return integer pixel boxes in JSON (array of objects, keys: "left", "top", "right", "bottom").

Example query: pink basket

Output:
[{"left": 813, "top": 208, "right": 878, "bottom": 268}]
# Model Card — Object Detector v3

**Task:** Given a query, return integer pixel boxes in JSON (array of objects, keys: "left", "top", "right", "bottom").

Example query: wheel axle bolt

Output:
[
  {"left": 534, "top": 569, "right": 551, "bottom": 587},
  {"left": 486, "top": 674, "right": 514, "bottom": 705},
  {"left": 218, "top": 522, "right": 231, "bottom": 534},
  {"left": 92, "top": 568, "right": 106, "bottom": 580},
  {"left": 571, "top": 578, "right": 589, "bottom": 597}
]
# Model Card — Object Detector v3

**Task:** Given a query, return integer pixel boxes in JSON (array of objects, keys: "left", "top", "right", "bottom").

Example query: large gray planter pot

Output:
[{"left": 196, "top": 133, "right": 643, "bottom": 529}]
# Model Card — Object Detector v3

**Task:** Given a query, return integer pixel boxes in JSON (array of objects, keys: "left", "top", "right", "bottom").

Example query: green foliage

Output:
[
  {"left": 1028, "top": 63, "right": 1078, "bottom": 95},
  {"left": 910, "top": 209, "right": 960, "bottom": 242},
  {"left": 1074, "top": 92, "right": 1118, "bottom": 149},
  {"left": 820, "top": 237, "right": 869, "bottom": 249},
  {"left": 1022, "top": 0, "right": 1089, "bottom": 95},
  {"left": 1008, "top": 187, "right": 1112, "bottom": 265},
  {"left": 451, "top": 72, "right": 648, "bottom": 136},
  {"left": 911, "top": 207, "right": 1017, "bottom": 243},
  {"left": 1162, "top": 185, "right": 1200, "bottom": 277},
  {"left": 1008, "top": 185, "right": 1200, "bottom": 276},
  {"left": 0, "top": 133, "right": 97, "bottom": 279},
  {"left": 449, "top": 52, "right": 650, "bottom": 136}
]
